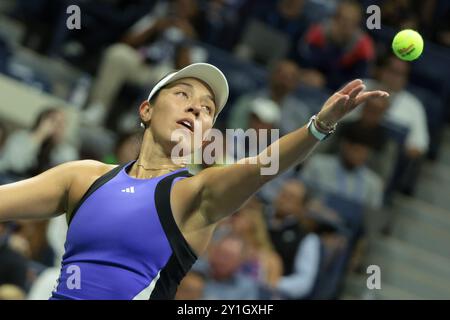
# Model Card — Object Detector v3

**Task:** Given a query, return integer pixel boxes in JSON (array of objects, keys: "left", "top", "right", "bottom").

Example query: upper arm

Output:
[
  {"left": 0, "top": 160, "right": 98, "bottom": 222},
  {"left": 172, "top": 160, "right": 269, "bottom": 230}
]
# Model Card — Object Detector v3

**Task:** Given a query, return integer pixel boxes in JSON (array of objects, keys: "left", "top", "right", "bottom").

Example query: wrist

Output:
[
  {"left": 307, "top": 115, "right": 336, "bottom": 141},
  {"left": 315, "top": 114, "right": 336, "bottom": 133}
]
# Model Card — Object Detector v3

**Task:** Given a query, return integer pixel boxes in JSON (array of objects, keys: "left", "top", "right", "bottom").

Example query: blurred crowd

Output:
[{"left": 0, "top": 0, "right": 449, "bottom": 300}]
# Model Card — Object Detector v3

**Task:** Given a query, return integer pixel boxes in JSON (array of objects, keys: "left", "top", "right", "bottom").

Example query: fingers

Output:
[
  {"left": 354, "top": 90, "right": 389, "bottom": 105},
  {"left": 339, "top": 79, "right": 363, "bottom": 95},
  {"left": 335, "top": 94, "right": 349, "bottom": 107},
  {"left": 349, "top": 84, "right": 366, "bottom": 100}
]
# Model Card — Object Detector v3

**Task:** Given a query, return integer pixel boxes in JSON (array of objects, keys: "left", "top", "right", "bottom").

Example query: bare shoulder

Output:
[
  {"left": 67, "top": 159, "right": 118, "bottom": 188},
  {"left": 65, "top": 160, "right": 119, "bottom": 214},
  {"left": 63, "top": 159, "right": 117, "bottom": 173}
]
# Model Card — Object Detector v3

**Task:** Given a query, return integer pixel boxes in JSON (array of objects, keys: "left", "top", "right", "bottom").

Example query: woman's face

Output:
[{"left": 142, "top": 77, "right": 216, "bottom": 156}]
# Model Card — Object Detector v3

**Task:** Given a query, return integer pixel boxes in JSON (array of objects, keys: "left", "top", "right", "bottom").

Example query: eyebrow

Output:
[{"left": 175, "top": 82, "right": 215, "bottom": 105}]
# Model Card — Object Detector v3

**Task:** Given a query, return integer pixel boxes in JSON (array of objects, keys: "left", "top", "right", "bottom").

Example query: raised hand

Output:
[{"left": 316, "top": 79, "right": 389, "bottom": 129}]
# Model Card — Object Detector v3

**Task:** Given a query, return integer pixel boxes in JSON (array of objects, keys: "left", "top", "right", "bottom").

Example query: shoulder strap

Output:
[
  {"left": 153, "top": 170, "right": 196, "bottom": 260},
  {"left": 151, "top": 170, "right": 197, "bottom": 299},
  {"left": 67, "top": 163, "right": 127, "bottom": 226}
]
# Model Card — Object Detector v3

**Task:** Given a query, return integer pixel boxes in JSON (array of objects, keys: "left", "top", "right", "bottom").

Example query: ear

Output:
[{"left": 139, "top": 100, "right": 153, "bottom": 127}]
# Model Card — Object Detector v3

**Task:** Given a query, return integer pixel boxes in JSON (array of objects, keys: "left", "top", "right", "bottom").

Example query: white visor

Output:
[{"left": 147, "top": 63, "right": 229, "bottom": 122}]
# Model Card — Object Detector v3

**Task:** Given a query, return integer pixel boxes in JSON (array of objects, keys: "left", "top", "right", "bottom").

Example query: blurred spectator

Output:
[
  {"left": 0, "top": 37, "right": 11, "bottom": 75},
  {"left": 16, "top": 221, "right": 55, "bottom": 268},
  {"left": 27, "top": 267, "right": 60, "bottom": 300},
  {"left": 21, "top": 216, "right": 64, "bottom": 300},
  {"left": 0, "top": 122, "right": 7, "bottom": 153},
  {"left": 227, "top": 60, "right": 312, "bottom": 135},
  {"left": 0, "top": 223, "right": 28, "bottom": 292},
  {"left": 433, "top": 7, "right": 450, "bottom": 47},
  {"left": 252, "top": 0, "right": 312, "bottom": 41},
  {"left": 198, "top": 0, "right": 248, "bottom": 50},
  {"left": 0, "top": 108, "right": 79, "bottom": 177},
  {"left": 348, "top": 99, "right": 397, "bottom": 183},
  {"left": 228, "top": 97, "right": 281, "bottom": 161},
  {"left": 228, "top": 198, "right": 283, "bottom": 287},
  {"left": 293, "top": 0, "right": 375, "bottom": 90},
  {"left": 175, "top": 270, "right": 206, "bottom": 300},
  {"left": 13, "top": 0, "right": 155, "bottom": 59},
  {"left": 350, "top": 98, "right": 390, "bottom": 150},
  {"left": 235, "top": 0, "right": 315, "bottom": 65},
  {"left": 268, "top": 181, "right": 311, "bottom": 275},
  {"left": 196, "top": 233, "right": 260, "bottom": 300},
  {"left": 300, "top": 125, "right": 384, "bottom": 210},
  {"left": 257, "top": 168, "right": 297, "bottom": 205},
  {"left": 46, "top": 215, "right": 68, "bottom": 267},
  {"left": 123, "top": 0, "right": 201, "bottom": 47},
  {"left": 84, "top": 43, "right": 194, "bottom": 125},
  {"left": 320, "top": 97, "right": 397, "bottom": 183},
  {"left": 381, "top": 0, "right": 420, "bottom": 30},
  {"left": 103, "top": 130, "right": 142, "bottom": 165},
  {"left": 247, "top": 98, "right": 281, "bottom": 131},
  {"left": 84, "top": 0, "right": 200, "bottom": 125},
  {"left": 367, "top": 55, "right": 429, "bottom": 157},
  {"left": 0, "top": 284, "right": 26, "bottom": 300},
  {"left": 380, "top": 0, "right": 447, "bottom": 33},
  {"left": 267, "top": 180, "right": 320, "bottom": 299},
  {"left": 365, "top": 55, "right": 430, "bottom": 195}
]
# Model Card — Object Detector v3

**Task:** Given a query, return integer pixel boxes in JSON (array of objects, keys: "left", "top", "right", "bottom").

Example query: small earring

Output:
[{"left": 140, "top": 122, "right": 146, "bottom": 129}]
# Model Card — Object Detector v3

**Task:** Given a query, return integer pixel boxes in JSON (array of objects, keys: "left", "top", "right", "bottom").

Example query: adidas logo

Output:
[{"left": 121, "top": 186, "right": 135, "bottom": 193}]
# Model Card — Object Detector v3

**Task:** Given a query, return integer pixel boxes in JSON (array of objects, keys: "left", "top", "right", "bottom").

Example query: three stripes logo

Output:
[{"left": 121, "top": 186, "right": 135, "bottom": 193}]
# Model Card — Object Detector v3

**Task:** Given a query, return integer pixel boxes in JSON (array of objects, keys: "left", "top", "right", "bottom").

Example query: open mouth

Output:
[{"left": 176, "top": 119, "right": 194, "bottom": 133}]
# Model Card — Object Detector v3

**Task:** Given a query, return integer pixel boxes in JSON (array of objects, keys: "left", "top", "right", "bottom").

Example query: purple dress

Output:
[{"left": 50, "top": 161, "right": 196, "bottom": 300}]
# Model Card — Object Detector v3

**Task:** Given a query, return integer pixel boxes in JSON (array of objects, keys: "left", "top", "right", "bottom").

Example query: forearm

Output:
[
  {"left": 198, "top": 79, "right": 388, "bottom": 224},
  {"left": 199, "top": 124, "right": 319, "bottom": 223},
  {"left": 254, "top": 124, "right": 319, "bottom": 177}
]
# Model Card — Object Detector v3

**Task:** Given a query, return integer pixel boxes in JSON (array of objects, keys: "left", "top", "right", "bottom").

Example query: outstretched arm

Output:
[
  {"left": 176, "top": 80, "right": 389, "bottom": 228},
  {"left": 0, "top": 160, "right": 104, "bottom": 222}
]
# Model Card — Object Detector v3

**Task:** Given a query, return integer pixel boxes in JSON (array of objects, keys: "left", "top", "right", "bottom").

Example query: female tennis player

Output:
[{"left": 0, "top": 63, "right": 388, "bottom": 300}]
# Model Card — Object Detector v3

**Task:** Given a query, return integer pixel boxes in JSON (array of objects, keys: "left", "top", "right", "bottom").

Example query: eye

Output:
[
  {"left": 202, "top": 105, "right": 212, "bottom": 114},
  {"left": 176, "top": 91, "right": 188, "bottom": 98}
]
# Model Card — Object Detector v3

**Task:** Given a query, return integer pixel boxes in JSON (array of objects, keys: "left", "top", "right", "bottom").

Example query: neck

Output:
[{"left": 128, "top": 129, "right": 187, "bottom": 179}]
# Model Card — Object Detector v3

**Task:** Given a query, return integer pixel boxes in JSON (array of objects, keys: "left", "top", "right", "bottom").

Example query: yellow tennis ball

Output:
[{"left": 392, "top": 29, "right": 424, "bottom": 61}]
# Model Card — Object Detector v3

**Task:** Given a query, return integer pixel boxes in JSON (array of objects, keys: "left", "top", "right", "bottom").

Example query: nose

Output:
[{"left": 186, "top": 101, "right": 201, "bottom": 118}]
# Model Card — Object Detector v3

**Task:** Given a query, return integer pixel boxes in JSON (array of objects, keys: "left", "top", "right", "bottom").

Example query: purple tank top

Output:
[{"left": 50, "top": 161, "right": 196, "bottom": 300}]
